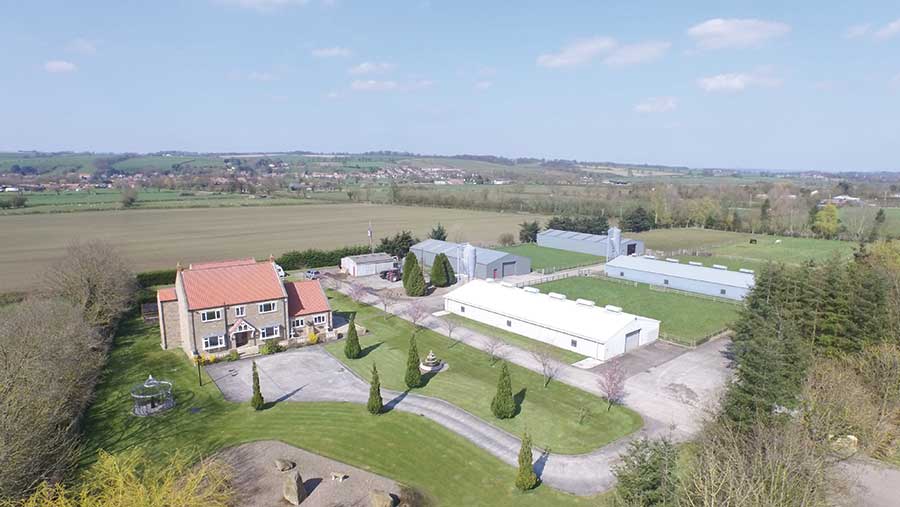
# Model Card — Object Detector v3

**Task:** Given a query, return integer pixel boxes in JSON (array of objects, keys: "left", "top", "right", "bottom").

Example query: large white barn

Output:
[
  {"left": 604, "top": 255, "right": 755, "bottom": 301},
  {"left": 443, "top": 279, "right": 660, "bottom": 360}
]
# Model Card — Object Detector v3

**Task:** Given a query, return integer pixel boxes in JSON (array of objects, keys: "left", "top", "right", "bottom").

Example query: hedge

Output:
[
  {"left": 136, "top": 269, "right": 177, "bottom": 288},
  {"left": 277, "top": 245, "right": 371, "bottom": 270}
]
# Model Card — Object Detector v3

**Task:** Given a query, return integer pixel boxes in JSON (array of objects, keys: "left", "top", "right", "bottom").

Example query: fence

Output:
[
  {"left": 660, "top": 328, "right": 732, "bottom": 348},
  {"left": 514, "top": 269, "right": 594, "bottom": 288},
  {"left": 647, "top": 284, "right": 743, "bottom": 305}
]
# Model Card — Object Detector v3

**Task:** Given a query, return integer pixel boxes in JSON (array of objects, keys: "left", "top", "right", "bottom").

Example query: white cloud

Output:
[
  {"left": 326, "top": 90, "right": 341, "bottom": 99},
  {"left": 875, "top": 18, "right": 900, "bottom": 40},
  {"left": 351, "top": 79, "right": 398, "bottom": 91},
  {"left": 405, "top": 79, "right": 433, "bottom": 91},
  {"left": 697, "top": 70, "right": 782, "bottom": 92},
  {"left": 634, "top": 96, "right": 677, "bottom": 113},
  {"left": 687, "top": 18, "right": 790, "bottom": 50},
  {"left": 348, "top": 61, "right": 395, "bottom": 75},
  {"left": 44, "top": 60, "right": 77, "bottom": 73},
  {"left": 311, "top": 46, "right": 351, "bottom": 58},
  {"left": 604, "top": 41, "right": 671, "bottom": 66},
  {"left": 474, "top": 80, "right": 492, "bottom": 90},
  {"left": 247, "top": 71, "right": 277, "bottom": 81},
  {"left": 220, "top": 0, "right": 309, "bottom": 10},
  {"left": 536, "top": 37, "right": 616, "bottom": 68},
  {"left": 66, "top": 37, "right": 97, "bottom": 54},
  {"left": 843, "top": 24, "right": 871, "bottom": 39}
]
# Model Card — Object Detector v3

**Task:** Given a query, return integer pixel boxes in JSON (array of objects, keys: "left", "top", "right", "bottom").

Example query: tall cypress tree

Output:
[
  {"left": 491, "top": 362, "right": 516, "bottom": 419},
  {"left": 367, "top": 363, "right": 383, "bottom": 415},
  {"left": 344, "top": 314, "right": 362, "bottom": 359},
  {"left": 406, "top": 262, "right": 427, "bottom": 297},
  {"left": 404, "top": 336, "right": 422, "bottom": 389},
  {"left": 250, "top": 361, "right": 264, "bottom": 411},
  {"left": 441, "top": 253, "right": 456, "bottom": 285},
  {"left": 430, "top": 253, "right": 448, "bottom": 287},
  {"left": 515, "top": 432, "right": 539, "bottom": 491},
  {"left": 402, "top": 254, "right": 418, "bottom": 291}
]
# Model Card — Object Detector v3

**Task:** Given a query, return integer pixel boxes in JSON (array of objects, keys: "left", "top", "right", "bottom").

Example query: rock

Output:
[
  {"left": 283, "top": 470, "right": 307, "bottom": 505},
  {"left": 370, "top": 490, "right": 395, "bottom": 507},
  {"left": 830, "top": 434, "right": 859, "bottom": 459},
  {"left": 275, "top": 458, "right": 295, "bottom": 471}
]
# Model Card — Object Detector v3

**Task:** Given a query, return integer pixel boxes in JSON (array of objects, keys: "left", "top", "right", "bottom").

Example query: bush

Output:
[
  {"left": 307, "top": 329, "right": 318, "bottom": 344},
  {"left": 226, "top": 349, "right": 240, "bottom": 362},
  {"left": 515, "top": 432, "right": 538, "bottom": 491},
  {"left": 498, "top": 232, "right": 515, "bottom": 246},
  {"left": 136, "top": 269, "right": 177, "bottom": 287},
  {"left": 276, "top": 245, "right": 370, "bottom": 270},
  {"left": 260, "top": 340, "right": 284, "bottom": 355}
]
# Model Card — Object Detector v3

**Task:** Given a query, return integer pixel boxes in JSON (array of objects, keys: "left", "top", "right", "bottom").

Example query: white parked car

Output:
[{"left": 274, "top": 264, "right": 286, "bottom": 279}]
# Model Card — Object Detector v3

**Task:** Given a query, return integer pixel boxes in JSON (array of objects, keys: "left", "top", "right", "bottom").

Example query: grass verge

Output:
[{"left": 444, "top": 314, "right": 588, "bottom": 364}]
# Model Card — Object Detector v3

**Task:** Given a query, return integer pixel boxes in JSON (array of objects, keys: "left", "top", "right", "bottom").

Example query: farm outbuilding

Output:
[
  {"left": 409, "top": 239, "right": 531, "bottom": 280},
  {"left": 340, "top": 253, "right": 397, "bottom": 277},
  {"left": 537, "top": 227, "right": 644, "bottom": 260},
  {"left": 603, "top": 255, "right": 755, "bottom": 301},
  {"left": 443, "top": 279, "right": 660, "bottom": 360}
]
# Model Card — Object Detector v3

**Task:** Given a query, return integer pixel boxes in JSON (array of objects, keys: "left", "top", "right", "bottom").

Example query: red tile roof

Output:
[
  {"left": 157, "top": 287, "right": 177, "bottom": 302},
  {"left": 285, "top": 280, "right": 331, "bottom": 317},
  {"left": 181, "top": 261, "right": 285, "bottom": 311},
  {"left": 189, "top": 258, "right": 257, "bottom": 270}
]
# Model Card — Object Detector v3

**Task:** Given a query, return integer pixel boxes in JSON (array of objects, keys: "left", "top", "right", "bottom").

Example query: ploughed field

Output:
[{"left": 0, "top": 204, "right": 544, "bottom": 291}]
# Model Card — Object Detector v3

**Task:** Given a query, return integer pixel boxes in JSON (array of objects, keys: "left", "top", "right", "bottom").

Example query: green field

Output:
[
  {"left": 324, "top": 292, "right": 639, "bottom": 454},
  {"left": 0, "top": 204, "right": 545, "bottom": 292},
  {"left": 445, "top": 314, "right": 588, "bottom": 364},
  {"left": 629, "top": 228, "right": 752, "bottom": 251},
  {"left": 496, "top": 244, "right": 602, "bottom": 271},
  {"left": 536, "top": 277, "right": 740, "bottom": 344},
  {"left": 841, "top": 207, "right": 900, "bottom": 238},
  {"left": 80, "top": 315, "right": 607, "bottom": 507}
]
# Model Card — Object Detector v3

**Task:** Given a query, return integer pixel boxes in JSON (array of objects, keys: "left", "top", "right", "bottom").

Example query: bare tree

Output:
[
  {"left": 482, "top": 336, "right": 507, "bottom": 365},
  {"left": 597, "top": 359, "right": 627, "bottom": 410},
  {"left": 319, "top": 274, "right": 336, "bottom": 290},
  {"left": 444, "top": 317, "right": 460, "bottom": 347},
  {"left": 347, "top": 282, "right": 369, "bottom": 304},
  {"left": 531, "top": 346, "right": 562, "bottom": 388},
  {"left": 375, "top": 289, "right": 396, "bottom": 320},
  {"left": 843, "top": 207, "right": 877, "bottom": 242},
  {"left": 404, "top": 300, "right": 430, "bottom": 332}
]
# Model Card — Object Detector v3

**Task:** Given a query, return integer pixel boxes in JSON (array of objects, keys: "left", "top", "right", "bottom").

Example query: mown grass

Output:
[
  {"left": 535, "top": 277, "right": 740, "bottom": 344},
  {"left": 322, "top": 292, "right": 641, "bottom": 454},
  {"left": 79, "top": 315, "right": 610, "bottom": 506},
  {"left": 444, "top": 314, "right": 588, "bottom": 364},
  {"left": 495, "top": 243, "right": 602, "bottom": 271}
]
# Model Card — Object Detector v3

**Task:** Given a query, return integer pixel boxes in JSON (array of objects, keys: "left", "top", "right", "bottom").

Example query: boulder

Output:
[
  {"left": 283, "top": 470, "right": 307, "bottom": 505},
  {"left": 370, "top": 490, "right": 396, "bottom": 507},
  {"left": 275, "top": 459, "right": 295, "bottom": 471},
  {"left": 830, "top": 434, "right": 859, "bottom": 459}
]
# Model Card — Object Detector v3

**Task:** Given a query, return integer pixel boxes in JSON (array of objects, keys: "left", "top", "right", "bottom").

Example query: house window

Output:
[
  {"left": 258, "top": 301, "right": 277, "bottom": 314},
  {"left": 460, "top": 305, "right": 465, "bottom": 313},
  {"left": 720, "top": 289, "right": 727, "bottom": 295},
  {"left": 619, "top": 271, "right": 624, "bottom": 277},
  {"left": 570, "top": 339, "right": 577, "bottom": 348},
  {"left": 313, "top": 315, "right": 326, "bottom": 325},
  {"left": 200, "top": 309, "right": 222, "bottom": 322},
  {"left": 202, "top": 335, "right": 225, "bottom": 350},
  {"left": 234, "top": 306, "right": 246, "bottom": 317},
  {"left": 260, "top": 325, "right": 280, "bottom": 340},
  {"left": 663, "top": 279, "right": 669, "bottom": 285},
  {"left": 292, "top": 318, "right": 304, "bottom": 328},
  {"left": 506, "top": 320, "right": 512, "bottom": 327}
]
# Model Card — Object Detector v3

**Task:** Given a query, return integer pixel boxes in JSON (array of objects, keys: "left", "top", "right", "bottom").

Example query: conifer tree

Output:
[
  {"left": 515, "top": 432, "right": 539, "bottom": 491},
  {"left": 404, "top": 335, "right": 422, "bottom": 389},
  {"left": 491, "top": 362, "right": 516, "bottom": 419},
  {"left": 430, "top": 253, "right": 448, "bottom": 287},
  {"left": 250, "top": 361, "right": 264, "bottom": 411},
  {"left": 344, "top": 314, "right": 362, "bottom": 359},
  {"left": 367, "top": 363, "right": 383, "bottom": 415},
  {"left": 441, "top": 253, "right": 456, "bottom": 285},
  {"left": 405, "top": 261, "right": 427, "bottom": 297},
  {"left": 401, "top": 253, "right": 417, "bottom": 290}
]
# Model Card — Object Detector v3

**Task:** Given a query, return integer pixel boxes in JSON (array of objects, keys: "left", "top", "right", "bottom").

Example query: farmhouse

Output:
[
  {"left": 157, "top": 258, "right": 332, "bottom": 358},
  {"left": 443, "top": 279, "right": 660, "bottom": 360},
  {"left": 340, "top": 252, "right": 397, "bottom": 277},
  {"left": 410, "top": 239, "right": 531, "bottom": 280},
  {"left": 604, "top": 255, "right": 755, "bottom": 301},
  {"left": 537, "top": 227, "right": 644, "bottom": 260}
]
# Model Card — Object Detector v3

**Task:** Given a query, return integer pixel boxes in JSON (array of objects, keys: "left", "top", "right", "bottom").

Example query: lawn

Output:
[
  {"left": 323, "top": 292, "right": 641, "bottom": 454},
  {"left": 445, "top": 314, "right": 588, "bottom": 365},
  {"left": 496, "top": 243, "right": 602, "bottom": 271},
  {"left": 80, "top": 315, "right": 609, "bottom": 506},
  {"left": 535, "top": 277, "right": 740, "bottom": 345},
  {"left": 628, "top": 228, "right": 751, "bottom": 251},
  {"left": 710, "top": 235, "right": 855, "bottom": 265}
]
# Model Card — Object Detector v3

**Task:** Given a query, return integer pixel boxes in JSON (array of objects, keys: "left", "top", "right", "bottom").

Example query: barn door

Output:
[{"left": 625, "top": 330, "right": 641, "bottom": 351}]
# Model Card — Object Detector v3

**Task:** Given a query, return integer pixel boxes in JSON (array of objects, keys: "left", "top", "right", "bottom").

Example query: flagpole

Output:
[{"left": 368, "top": 221, "right": 373, "bottom": 253}]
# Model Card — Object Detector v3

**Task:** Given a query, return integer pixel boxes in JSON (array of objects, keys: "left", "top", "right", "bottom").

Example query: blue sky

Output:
[{"left": 1, "top": 1, "right": 898, "bottom": 171}]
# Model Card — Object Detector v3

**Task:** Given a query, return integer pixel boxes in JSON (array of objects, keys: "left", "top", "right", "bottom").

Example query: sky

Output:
[{"left": 1, "top": 1, "right": 899, "bottom": 172}]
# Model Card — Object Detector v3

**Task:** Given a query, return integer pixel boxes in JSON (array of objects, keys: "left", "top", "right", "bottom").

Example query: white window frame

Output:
[
  {"left": 258, "top": 301, "right": 277, "bottom": 314},
  {"left": 202, "top": 335, "right": 225, "bottom": 350},
  {"left": 720, "top": 288, "right": 727, "bottom": 295},
  {"left": 313, "top": 314, "right": 326, "bottom": 325},
  {"left": 234, "top": 305, "right": 246, "bottom": 317},
  {"left": 200, "top": 309, "right": 222, "bottom": 322},
  {"left": 570, "top": 339, "right": 578, "bottom": 348},
  {"left": 260, "top": 325, "right": 280, "bottom": 341},
  {"left": 292, "top": 317, "right": 304, "bottom": 328}
]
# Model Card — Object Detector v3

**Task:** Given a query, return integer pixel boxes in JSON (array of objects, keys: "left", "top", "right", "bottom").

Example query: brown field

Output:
[{"left": 0, "top": 203, "right": 543, "bottom": 291}]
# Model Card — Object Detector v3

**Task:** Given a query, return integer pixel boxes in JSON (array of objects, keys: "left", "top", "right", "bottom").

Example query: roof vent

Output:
[
  {"left": 575, "top": 298, "right": 596, "bottom": 306},
  {"left": 688, "top": 261, "right": 703, "bottom": 266},
  {"left": 548, "top": 292, "right": 567, "bottom": 300},
  {"left": 712, "top": 264, "right": 728, "bottom": 270},
  {"left": 500, "top": 281, "right": 514, "bottom": 288},
  {"left": 739, "top": 268, "right": 755, "bottom": 274},
  {"left": 484, "top": 278, "right": 495, "bottom": 283},
  {"left": 665, "top": 258, "right": 680, "bottom": 263},
  {"left": 523, "top": 286, "right": 540, "bottom": 293},
  {"left": 644, "top": 255, "right": 657, "bottom": 259},
  {"left": 605, "top": 305, "right": 623, "bottom": 313}
]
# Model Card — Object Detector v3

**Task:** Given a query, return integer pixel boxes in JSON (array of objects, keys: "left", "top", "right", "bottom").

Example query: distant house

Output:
[{"left": 157, "top": 258, "right": 331, "bottom": 357}]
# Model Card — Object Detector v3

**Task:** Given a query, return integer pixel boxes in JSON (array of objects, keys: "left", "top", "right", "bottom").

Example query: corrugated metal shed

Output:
[
  {"left": 536, "top": 228, "right": 644, "bottom": 258},
  {"left": 409, "top": 239, "right": 531, "bottom": 279},
  {"left": 605, "top": 256, "right": 754, "bottom": 289}
]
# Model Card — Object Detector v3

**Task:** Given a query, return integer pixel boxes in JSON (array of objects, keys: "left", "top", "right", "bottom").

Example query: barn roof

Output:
[
  {"left": 605, "top": 255, "right": 755, "bottom": 289},
  {"left": 412, "top": 239, "right": 510, "bottom": 264},
  {"left": 538, "top": 228, "right": 639, "bottom": 244},
  {"left": 444, "top": 279, "right": 658, "bottom": 344},
  {"left": 344, "top": 252, "right": 395, "bottom": 265}
]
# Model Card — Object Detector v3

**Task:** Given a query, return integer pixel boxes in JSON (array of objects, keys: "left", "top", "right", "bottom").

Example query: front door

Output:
[{"left": 233, "top": 331, "right": 251, "bottom": 347}]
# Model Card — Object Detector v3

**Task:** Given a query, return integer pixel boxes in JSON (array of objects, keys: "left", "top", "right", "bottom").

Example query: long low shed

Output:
[
  {"left": 604, "top": 255, "right": 755, "bottom": 300},
  {"left": 340, "top": 253, "right": 397, "bottom": 277},
  {"left": 537, "top": 228, "right": 644, "bottom": 259},
  {"left": 443, "top": 279, "right": 660, "bottom": 360},
  {"left": 410, "top": 239, "right": 531, "bottom": 280}
]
